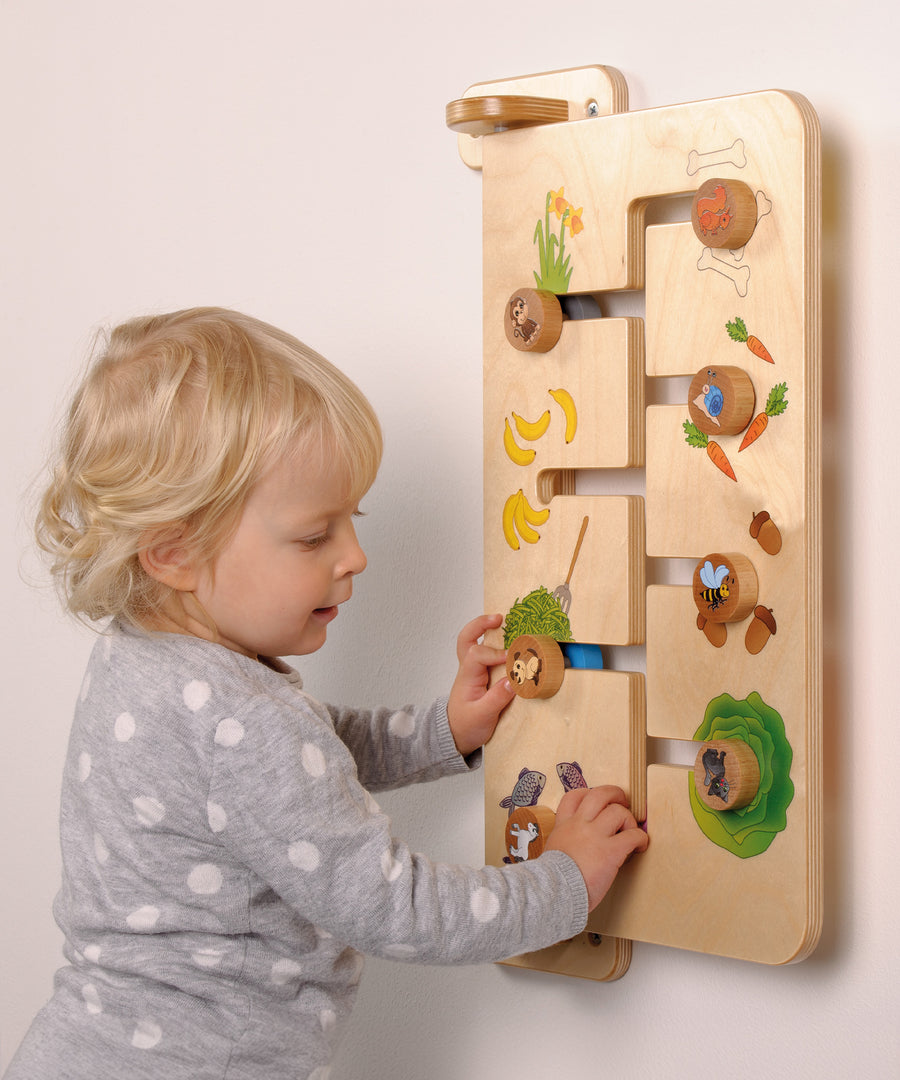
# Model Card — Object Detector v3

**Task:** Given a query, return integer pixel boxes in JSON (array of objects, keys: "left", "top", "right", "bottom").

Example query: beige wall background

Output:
[{"left": 2, "top": 1, "right": 897, "bottom": 1076}]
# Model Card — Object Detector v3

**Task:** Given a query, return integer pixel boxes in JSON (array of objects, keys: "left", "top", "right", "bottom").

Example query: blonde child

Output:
[{"left": 6, "top": 308, "right": 647, "bottom": 1079}]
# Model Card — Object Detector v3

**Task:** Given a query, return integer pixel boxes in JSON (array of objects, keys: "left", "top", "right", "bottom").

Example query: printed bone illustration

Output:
[
  {"left": 697, "top": 247, "right": 751, "bottom": 296},
  {"left": 687, "top": 138, "right": 747, "bottom": 176},
  {"left": 732, "top": 191, "right": 773, "bottom": 260}
]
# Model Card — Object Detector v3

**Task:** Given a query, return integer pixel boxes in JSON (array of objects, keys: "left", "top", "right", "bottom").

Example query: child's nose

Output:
[{"left": 339, "top": 525, "right": 367, "bottom": 577}]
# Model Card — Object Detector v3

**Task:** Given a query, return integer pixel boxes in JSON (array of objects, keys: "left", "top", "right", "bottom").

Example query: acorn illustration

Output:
[
  {"left": 749, "top": 510, "right": 782, "bottom": 555},
  {"left": 745, "top": 606, "right": 777, "bottom": 655},
  {"left": 697, "top": 611, "right": 727, "bottom": 648}
]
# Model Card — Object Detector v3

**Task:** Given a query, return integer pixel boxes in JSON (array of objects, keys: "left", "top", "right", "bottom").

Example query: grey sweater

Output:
[{"left": 5, "top": 622, "right": 587, "bottom": 1079}]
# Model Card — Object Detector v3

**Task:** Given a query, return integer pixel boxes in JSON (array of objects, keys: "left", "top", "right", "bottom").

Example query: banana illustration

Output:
[
  {"left": 512, "top": 409, "right": 551, "bottom": 441},
  {"left": 519, "top": 492, "right": 550, "bottom": 526},
  {"left": 503, "top": 418, "right": 536, "bottom": 466},
  {"left": 501, "top": 490, "right": 550, "bottom": 550},
  {"left": 502, "top": 491, "right": 522, "bottom": 550},
  {"left": 549, "top": 387, "right": 577, "bottom": 443},
  {"left": 513, "top": 493, "right": 541, "bottom": 544}
]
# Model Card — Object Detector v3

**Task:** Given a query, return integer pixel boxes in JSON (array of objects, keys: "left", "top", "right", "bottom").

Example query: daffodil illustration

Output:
[
  {"left": 548, "top": 187, "right": 569, "bottom": 219},
  {"left": 533, "top": 188, "right": 585, "bottom": 292},
  {"left": 566, "top": 205, "right": 584, "bottom": 236}
]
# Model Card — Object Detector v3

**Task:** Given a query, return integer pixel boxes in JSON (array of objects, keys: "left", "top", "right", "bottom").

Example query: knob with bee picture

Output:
[{"left": 692, "top": 553, "right": 758, "bottom": 647}]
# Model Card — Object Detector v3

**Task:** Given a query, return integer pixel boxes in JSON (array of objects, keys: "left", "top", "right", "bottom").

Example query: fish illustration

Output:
[
  {"left": 499, "top": 768, "right": 546, "bottom": 817},
  {"left": 556, "top": 761, "right": 588, "bottom": 791}
]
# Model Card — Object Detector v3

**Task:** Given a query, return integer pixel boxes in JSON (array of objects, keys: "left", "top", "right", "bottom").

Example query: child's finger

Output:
[
  {"left": 568, "top": 785, "right": 630, "bottom": 824},
  {"left": 458, "top": 642, "right": 507, "bottom": 677},
  {"left": 456, "top": 614, "right": 503, "bottom": 661},
  {"left": 482, "top": 673, "right": 516, "bottom": 711},
  {"left": 593, "top": 801, "right": 640, "bottom": 837},
  {"left": 607, "top": 824, "right": 650, "bottom": 860},
  {"left": 554, "top": 787, "right": 593, "bottom": 821}
]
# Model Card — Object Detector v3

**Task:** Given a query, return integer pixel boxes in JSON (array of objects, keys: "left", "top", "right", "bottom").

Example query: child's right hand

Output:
[{"left": 544, "top": 785, "right": 649, "bottom": 911}]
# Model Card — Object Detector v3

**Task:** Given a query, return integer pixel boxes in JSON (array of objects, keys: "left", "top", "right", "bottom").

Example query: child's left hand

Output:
[{"left": 447, "top": 614, "right": 516, "bottom": 758}]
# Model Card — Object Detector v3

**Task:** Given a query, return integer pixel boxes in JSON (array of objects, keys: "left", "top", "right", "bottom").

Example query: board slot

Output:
[{"left": 647, "top": 737, "right": 705, "bottom": 768}]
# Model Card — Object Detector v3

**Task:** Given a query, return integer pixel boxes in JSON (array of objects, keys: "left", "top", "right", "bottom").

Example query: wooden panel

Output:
[
  {"left": 452, "top": 68, "right": 821, "bottom": 975},
  {"left": 590, "top": 763, "right": 816, "bottom": 964},
  {"left": 485, "top": 671, "right": 645, "bottom": 981},
  {"left": 484, "top": 494, "right": 645, "bottom": 648},
  {"left": 481, "top": 90, "right": 818, "bottom": 293}
]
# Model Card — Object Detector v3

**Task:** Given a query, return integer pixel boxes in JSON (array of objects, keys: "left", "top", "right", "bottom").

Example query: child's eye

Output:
[
  {"left": 296, "top": 509, "right": 365, "bottom": 549},
  {"left": 297, "top": 533, "right": 329, "bottom": 549}
]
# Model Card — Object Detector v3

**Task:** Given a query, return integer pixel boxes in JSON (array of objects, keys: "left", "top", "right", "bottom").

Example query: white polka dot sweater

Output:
[{"left": 6, "top": 622, "right": 588, "bottom": 1079}]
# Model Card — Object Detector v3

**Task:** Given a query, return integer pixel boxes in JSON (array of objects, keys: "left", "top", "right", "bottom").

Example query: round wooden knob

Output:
[
  {"left": 446, "top": 95, "right": 568, "bottom": 136},
  {"left": 687, "top": 366, "right": 756, "bottom": 436},
  {"left": 506, "top": 634, "right": 565, "bottom": 699},
  {"left": 692, "top": 552, "right": 758, "bottom": 624},
  {"left": 504, "top": 288, "right": 564, "bottom": 353},
  {"left": 693, "top": 739, "right": 760, "bottom": 810},
  {"left": 691, "top": 178, "right": 758, "bottom": 249},
  {"left": 504, "top": 805, "right": 556, "bottom": 863}
]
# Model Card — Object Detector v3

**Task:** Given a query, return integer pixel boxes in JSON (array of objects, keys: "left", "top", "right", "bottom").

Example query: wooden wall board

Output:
[
  {"left": 593, "top": 583, "right": 821, "bottom": 963},
  {"left": 451, "top": 68, "right": 821, "bottom": 975},
  {"left": 484, "top": 494, "right": 645, "bottom": 648},
  {"left": 480, "top": 90, "right": 817, "bottom": 293},
  {"left": 644, "top": 223, "right": 804, "bottom": 379},
  {"left": 645, "top": 404, "right": 808, "bottom": 557},
  {"left": 487, "top": 316, "right": 645, "bottom": 469},
  {"left": 485, "top": 671, "right": 645, "bottom": 981},
  {"left": 645, "top": 586, "right": 806, "bottom": 737},
  {"left": 589, "top": 763, "right": 817, "bottom": 964}
]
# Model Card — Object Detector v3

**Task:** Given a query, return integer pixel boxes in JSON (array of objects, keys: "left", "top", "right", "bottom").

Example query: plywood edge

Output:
[
  {"left": 782, "top": 83, "right": 822, "bottom": 970},
  {"left": 499, "top": 932, "right": 632, "bottom": 982},
  {"left": 803, "top": 87, "right": 824, "bottom": 969}
]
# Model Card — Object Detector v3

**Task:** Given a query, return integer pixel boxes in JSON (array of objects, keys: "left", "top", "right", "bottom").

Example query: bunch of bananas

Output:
[
  {"left": 502, "top": 490, "right": 550, "bottom": 551},
  {"left": 502, "top": 388, "right": 577, "bottom": 466}
]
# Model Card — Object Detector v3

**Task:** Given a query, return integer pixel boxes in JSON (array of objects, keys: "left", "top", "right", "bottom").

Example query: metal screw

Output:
[{"left": 586, "top": 100, "right": 600, "bottom": 118}]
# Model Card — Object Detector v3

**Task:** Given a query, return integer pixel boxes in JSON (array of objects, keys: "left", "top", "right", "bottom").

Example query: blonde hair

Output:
[{"left": 35, "top": 307, "right": 383, "bottom": 625}]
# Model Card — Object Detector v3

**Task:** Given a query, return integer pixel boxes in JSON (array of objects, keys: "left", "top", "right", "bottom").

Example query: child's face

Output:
[{"left": 190, "top": 447, "right": 368, "bottom": 659}]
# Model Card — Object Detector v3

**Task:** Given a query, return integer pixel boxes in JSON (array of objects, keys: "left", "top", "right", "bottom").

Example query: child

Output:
[{"left": 6, "top": 308, "right": 647, "bottom": 1079}]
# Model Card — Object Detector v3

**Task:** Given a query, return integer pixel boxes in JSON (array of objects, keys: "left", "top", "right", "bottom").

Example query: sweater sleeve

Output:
[
  {"left": 323, "top": 697, "right": 478, "bottom": 791},
  {"left": 209, "top": 692, "right": 588, "bottom": 964}
]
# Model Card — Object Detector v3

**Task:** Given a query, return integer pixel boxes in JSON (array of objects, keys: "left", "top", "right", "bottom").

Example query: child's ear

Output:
[{"left": 138, "top": 529, "right": 200, "bottom": 592}]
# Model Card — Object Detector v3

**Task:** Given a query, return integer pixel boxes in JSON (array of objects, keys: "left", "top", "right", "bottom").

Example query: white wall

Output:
[{"left": 2, "top": 2, "right": 897, "bottom": 1077}]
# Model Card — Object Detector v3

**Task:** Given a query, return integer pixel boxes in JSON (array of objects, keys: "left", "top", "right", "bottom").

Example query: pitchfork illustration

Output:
[{"left": 553, "top": 516, "right": 589, "bottom": 615}]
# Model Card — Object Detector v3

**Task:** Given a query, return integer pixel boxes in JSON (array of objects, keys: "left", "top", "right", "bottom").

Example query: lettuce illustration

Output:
[
  {"left": 689, "top": 692, "right": 794, "bottom": 858},
  {"left": 503, "top": 586, "right": 572, "bottom": 649}
]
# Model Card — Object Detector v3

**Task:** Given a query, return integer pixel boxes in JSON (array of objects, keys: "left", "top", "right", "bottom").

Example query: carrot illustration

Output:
[
  {"left": 683, "top": 420, "right": 737, "bottom": 481},
  {"left": 726, "top": 316, "right": 774, "bottom": 364},
  {"left": 739, "top": 383, "right": 788, "bottom": 451}
]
